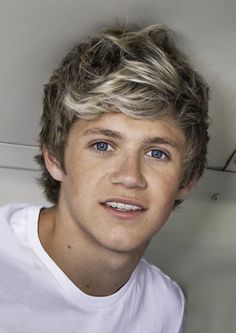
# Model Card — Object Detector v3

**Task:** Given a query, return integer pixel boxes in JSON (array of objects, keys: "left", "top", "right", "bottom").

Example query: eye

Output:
[
  {"left": 93, "top": 142, "right": 113, "bottom": 152},
  {"left": 147, "top": 149, "right": 168, "bottom": 160}
]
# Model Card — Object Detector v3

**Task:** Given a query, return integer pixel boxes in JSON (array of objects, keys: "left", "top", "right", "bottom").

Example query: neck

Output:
[{"left": 39, "top": 206, "right": 147, "bottom": 297}]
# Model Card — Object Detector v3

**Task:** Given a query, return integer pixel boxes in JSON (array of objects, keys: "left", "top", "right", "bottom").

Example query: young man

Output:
[{"left": 0, "top": 24, "right": 209, "bottom": 332}]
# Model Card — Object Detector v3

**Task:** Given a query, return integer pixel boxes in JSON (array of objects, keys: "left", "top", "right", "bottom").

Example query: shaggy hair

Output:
[{"left": 36, "top": 24, "right": 209, "bottom": 206}]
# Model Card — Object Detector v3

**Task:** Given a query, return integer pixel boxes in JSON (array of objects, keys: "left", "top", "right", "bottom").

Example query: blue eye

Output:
[
  {"left": 94, "top": 142, "right": 112, "bottom": 152},
  {"left": 147, "top": 149, "right": 167, "bottom": 160}
]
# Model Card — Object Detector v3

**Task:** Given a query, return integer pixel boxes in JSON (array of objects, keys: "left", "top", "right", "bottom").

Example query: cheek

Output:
[
  {"left": 149, "top": 170, "right": 181, "bottom": 198},
  {"left": 63, "top": 160, "right": 105, "bottom": 200}
]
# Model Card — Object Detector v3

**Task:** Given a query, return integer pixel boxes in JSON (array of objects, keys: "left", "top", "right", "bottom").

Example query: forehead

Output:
[{"left": 70, "top": 112, "right": 186, "bottom": 150}]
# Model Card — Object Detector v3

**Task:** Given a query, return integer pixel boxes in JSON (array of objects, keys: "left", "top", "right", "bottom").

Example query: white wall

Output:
[
  {"left": 0, "top": 143, "right": 46, "bottom": 205},
  {"left": 145, "top": 169, "right": 236, "bottom": 333}
]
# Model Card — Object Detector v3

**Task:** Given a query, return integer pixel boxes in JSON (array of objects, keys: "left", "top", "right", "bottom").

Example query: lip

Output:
[
  {"left": 100, "top": 197, "right": 147, "bottom": 220},
  {"left": 100, "top": 197, "right": 147, "bottom": 210}
]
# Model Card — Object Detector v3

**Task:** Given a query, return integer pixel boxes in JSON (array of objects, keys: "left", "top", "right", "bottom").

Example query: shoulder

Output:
[
  {"left": 0, "top": 203, "right": 44, "bottom": 264},
  {"left": 0, "top": 203, "right": 33, "bottom": 227},
  {"left": 137, "top": 258, "right": 185, "bottom": 309},
  {"left": 0, "top": 203, "right": 28, "bottom": 225},
  {"left": 0, "top": 203, "right": 41, "bottom": 243},
  {"left": 130, "top": 258, "right": 185, "bottom": 330}
]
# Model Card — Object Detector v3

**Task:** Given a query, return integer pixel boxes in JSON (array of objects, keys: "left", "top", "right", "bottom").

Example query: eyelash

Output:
[
  {"left": 91, "top": 141, "right": 169, "bottom": 160},
  {"left": 92, "top": 141, "right": 113, "bottom": 153},
  {"left": 146, "top": 149, "right": 169, "bottom": 160}
]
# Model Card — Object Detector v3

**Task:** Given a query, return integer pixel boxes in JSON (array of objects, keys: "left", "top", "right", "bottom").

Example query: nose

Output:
[{"left": 110, "top": 152, "right": 147, "bottom": 189}]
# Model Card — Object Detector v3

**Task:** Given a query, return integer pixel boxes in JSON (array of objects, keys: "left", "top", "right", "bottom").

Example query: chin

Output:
[{"left": 100, "top": 232, "right": 150, "bottom": 255}]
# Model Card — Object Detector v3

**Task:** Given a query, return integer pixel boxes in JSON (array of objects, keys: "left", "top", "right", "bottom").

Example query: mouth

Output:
[{"left": 100, "top": 198, "right": 147, "bottom": 218}]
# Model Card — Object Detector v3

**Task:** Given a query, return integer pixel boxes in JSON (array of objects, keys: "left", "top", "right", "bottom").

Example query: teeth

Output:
[{"left": 105, "top": 201, "right": 142, "bottom": 211}]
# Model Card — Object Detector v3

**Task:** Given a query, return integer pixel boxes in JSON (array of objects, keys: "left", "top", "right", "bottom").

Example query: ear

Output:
[
  {"left": 176, "top": 174, "right": 198, "bottom": 201},
  {"left": 43, "top": 146, "right": 64, "bottom": 182}
]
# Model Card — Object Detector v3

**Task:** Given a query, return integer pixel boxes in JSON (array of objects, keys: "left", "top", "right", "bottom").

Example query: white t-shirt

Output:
[{"left": 0, "top": 203, "right": 185, "bottom": 333}]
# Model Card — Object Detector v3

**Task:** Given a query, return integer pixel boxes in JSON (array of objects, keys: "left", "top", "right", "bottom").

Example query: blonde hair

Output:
[{"left": 36, "top": 24, "right": 209, "bottom": 205}]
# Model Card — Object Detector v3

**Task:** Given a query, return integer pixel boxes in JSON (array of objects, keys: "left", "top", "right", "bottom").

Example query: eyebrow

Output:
[
  {"left": 83, "top": 128, "right": 122, "bottom": 140},
  {"left": 83, "top": 127, "right": 181, "bottom": 151},
  {"left": 142, "top": 137, "right": 180, "bottom": 150}
]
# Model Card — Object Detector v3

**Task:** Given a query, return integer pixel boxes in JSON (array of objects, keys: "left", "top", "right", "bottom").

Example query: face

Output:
[{"left": 46, "top": 112, "right": 193, "bottom": 254}]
